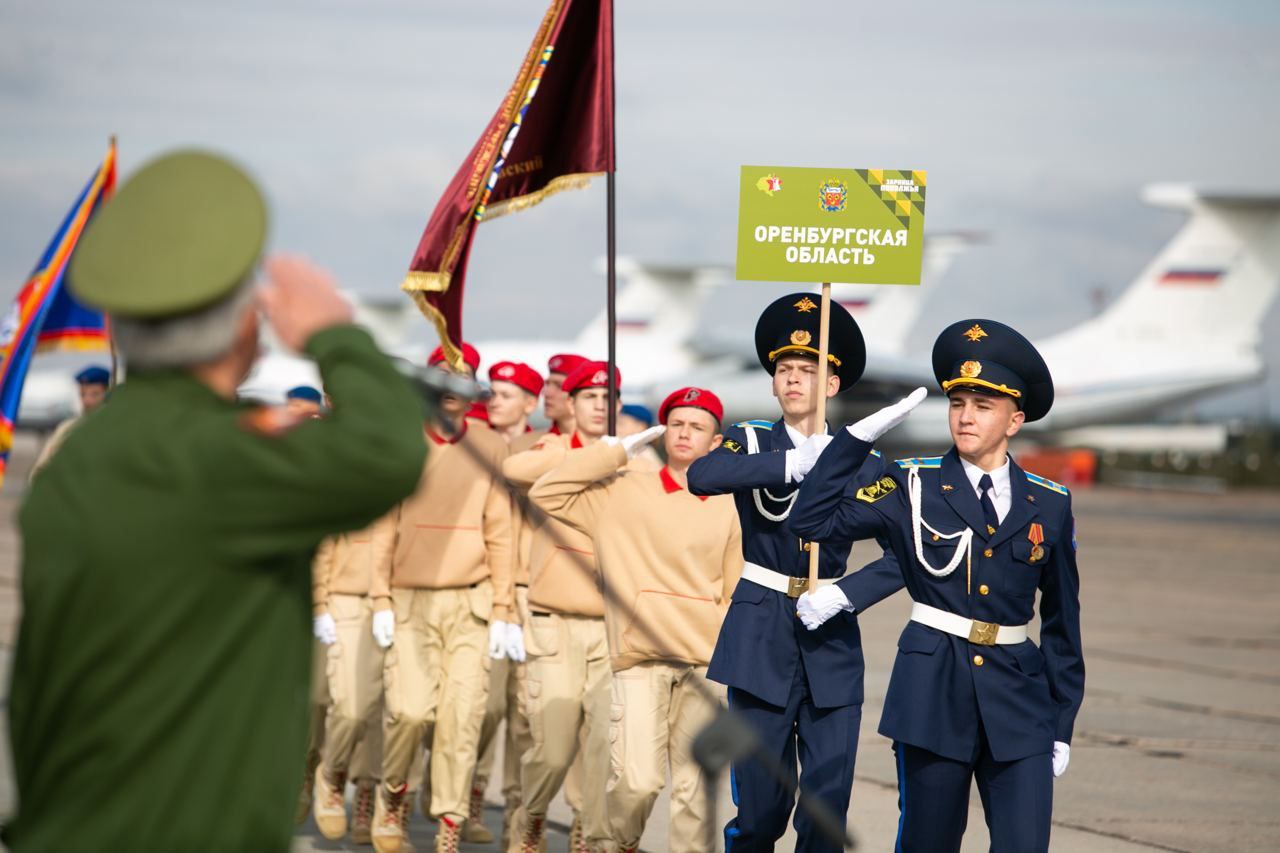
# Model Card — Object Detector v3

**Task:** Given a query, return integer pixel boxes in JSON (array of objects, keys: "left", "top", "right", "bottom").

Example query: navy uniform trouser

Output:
[
  {"left": 893, "top": 722, "right": 1053, "bottom": 853},
  {"left": 724, "top": 657, "right": 860, "bottom": 852}
]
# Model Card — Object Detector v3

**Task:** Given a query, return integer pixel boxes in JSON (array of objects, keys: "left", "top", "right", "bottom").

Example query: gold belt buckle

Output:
[
  {"left": 787, "top": 576, "right": 809, "bottom": 598},
  {"left": 968, "top": 619, "right": 999, "bottom": 646}
]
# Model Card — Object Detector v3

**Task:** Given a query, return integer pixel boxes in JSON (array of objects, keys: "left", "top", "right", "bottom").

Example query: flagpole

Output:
[{"left": 605, "top": 1, "right": 618, "bottom": 436}]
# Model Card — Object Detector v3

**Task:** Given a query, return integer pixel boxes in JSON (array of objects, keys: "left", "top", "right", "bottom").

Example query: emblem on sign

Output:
[
  {"left": 794, "top": 296, "right": 818, "bottom": 313},
  {"left": 790, "top": 329, "right": 812, "bottom": 346},
  {"left": 964, "top": 324, "right": 988, "bottom": 343},
  {"left": 960, "top": 360, "right": 982, "bottom": 379},
  {"left": 819, "top": 179, "right": 848, "bottom": 213},
  {"left": 756, "top": 174, "right": 783, "bottom": 196}
]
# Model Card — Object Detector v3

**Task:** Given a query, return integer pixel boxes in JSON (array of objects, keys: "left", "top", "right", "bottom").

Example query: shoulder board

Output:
[
  {"left": 895, "top": 456, "right": 942, "bottom": 469},
  {"left": 734, "top": 419, "right": 774, "bottom": 430},
  {"left": 1025, "top": 471, "right": 1069, "bottom": 495}
]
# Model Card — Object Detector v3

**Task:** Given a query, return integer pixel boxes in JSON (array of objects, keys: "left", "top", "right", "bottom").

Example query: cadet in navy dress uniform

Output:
[
  {"left": 687, "top": 293, "right": 910, "bottom": 852},
  {"left": 790, "top": 319, "right": 1085, "bottom": 853}
]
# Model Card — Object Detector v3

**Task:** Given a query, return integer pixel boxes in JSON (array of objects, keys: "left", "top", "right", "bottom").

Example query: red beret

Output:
[
  {"left": 547, "top": 353, "right": 587, "bottom": 377},
  {"left": 562, "top": 361, "right": 622, "bottom": 395},
  {"left": 428, "top": 342, "right": 480, "bottom": 372},
  {"left": 488, "top": 361, "right": 544, "bottom": 396},
  {"left": 659, "top": 387, "right": 724, "bottom": 426}
]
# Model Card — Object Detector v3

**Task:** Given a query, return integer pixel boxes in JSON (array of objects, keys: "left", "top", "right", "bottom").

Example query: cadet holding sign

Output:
[{"left": 686, "top": 166, "right": 927, "bottom": 851}]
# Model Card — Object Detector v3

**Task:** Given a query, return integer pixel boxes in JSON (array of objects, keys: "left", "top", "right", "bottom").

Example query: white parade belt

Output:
[
  {"left": 741, "top": 561, "right": 836, "bottom": 598},
  {"left": 910, "top": 602, "right": 1028, "bottom": 646}
]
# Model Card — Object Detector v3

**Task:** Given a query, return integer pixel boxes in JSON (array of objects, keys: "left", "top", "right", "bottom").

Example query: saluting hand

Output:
[
  {"left": 258, "top": 254, "right": 355, "bottom": 353},
  {"left": 602, "top": 425, "right": 666, "bottom": 459},
  {"left": 847, "top": 387, "right": 928, "bottom": 443}
]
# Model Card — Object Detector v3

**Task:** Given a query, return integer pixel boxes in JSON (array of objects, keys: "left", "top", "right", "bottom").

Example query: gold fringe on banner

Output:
[
  {"left": 400, "top": 273, "right": 463, "bottom": 371},
  {"left": 479, "top": 172, "right": 603, "bottom": 222}
]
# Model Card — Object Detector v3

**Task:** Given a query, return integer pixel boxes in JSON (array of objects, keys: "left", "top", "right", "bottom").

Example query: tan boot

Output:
[
  {"left": 372, "top": 783, "right": 409, "bottom": 853},
  {"left": 515, "top": 812, "right": 546, "bottom": 853},
  {"left": 398, "top": 797, "right": 415, "bottom": 853},
  {"left": 313, "top": 765, "right": 348, "bottom": 840},
  {"left": 434, "top": 816, "right": 463, "bottom": 853},
  {"left": 500, "top": 794, "right": 521, "bottom": 850},
  {"left": 352, "top": 779, "right": 376, "bottom": 844},
  {"left": 460, "top": 784, "right": 495, "bottom": 843}
]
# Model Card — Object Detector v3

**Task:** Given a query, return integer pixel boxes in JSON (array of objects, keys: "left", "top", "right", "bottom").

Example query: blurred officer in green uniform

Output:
[{"left": 3, "top": 150, "right": 427, "bottom": 853}]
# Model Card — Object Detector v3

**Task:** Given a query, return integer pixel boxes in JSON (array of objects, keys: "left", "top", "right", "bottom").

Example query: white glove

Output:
[
  {"left": 372, "top": 609, "right": 395, "bottom": 649},
  {"left": 505, "top": 622, "right": 527, "bottom": 662},
  {"left": 847, "top": 387, "right": 928, "bottom": 443},
  {"left": 489, "top": 620, "right": 510, "bottom": 660},
  {"left": 795, "top": 584, "right": 854, "bottom": 630},
  {"left": 1052, "top": 741, "right": 1070, "bottom": 777},
  {"left": 606, "top": 425, "right": 665, "bottom": 458},
  {"left": 785, "top": 433, "right": 833, "bottom": 483},
  {"left": 313, "top": 612, "right": 337, "bottom": 645}
]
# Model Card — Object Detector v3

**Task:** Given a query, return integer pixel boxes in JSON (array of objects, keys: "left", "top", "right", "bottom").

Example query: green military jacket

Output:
[{"left": 5, "top": 325, "right": 426, "bottom": 852}]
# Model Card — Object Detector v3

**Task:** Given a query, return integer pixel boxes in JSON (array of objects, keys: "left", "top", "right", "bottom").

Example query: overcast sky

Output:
[{"left": 4, "top": 0, "right": 1279, "bottom": 417}]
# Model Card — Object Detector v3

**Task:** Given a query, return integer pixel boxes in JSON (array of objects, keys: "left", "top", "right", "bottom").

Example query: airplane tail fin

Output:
[
  {"left": 573, "top": 257, "right": 728, "bottom": 371},
  {"left": 1047, "top": 186, "right": 1280, "bottom": 360},
  {"left": 829, "top": 231, "right": 984, "bottom": 355}
]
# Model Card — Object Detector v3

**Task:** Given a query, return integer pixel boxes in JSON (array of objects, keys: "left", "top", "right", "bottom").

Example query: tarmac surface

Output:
[{"left": 1, "top": 431, "right": 1278, "bottom": 851}]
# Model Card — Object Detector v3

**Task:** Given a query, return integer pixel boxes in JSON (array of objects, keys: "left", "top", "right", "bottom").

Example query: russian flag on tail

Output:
[
  {"left": 1159, "top": 268, "right": 1224, "bottom": 286},
  {"left": 0, "top": 140, "right": 117, "bottom": 484}
]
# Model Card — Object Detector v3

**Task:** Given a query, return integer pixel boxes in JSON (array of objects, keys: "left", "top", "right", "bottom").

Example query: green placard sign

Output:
[{"left": 736, "top": 165, "right": 927, "bottom": 285}]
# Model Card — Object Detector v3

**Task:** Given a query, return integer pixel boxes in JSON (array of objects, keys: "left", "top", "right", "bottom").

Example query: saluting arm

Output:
[
  {"left": 503, "top": 438, "right": 567, "bottom": 490},
  {"left": 687, "top": 426, "right": 786, "bottom": 495},
  {"left": 210, "top": 325, "right": 426, "bottom": 561},
  {"left": 527, "top": 442, "right": 625, "bottom": 537},
  {"left": 1038, "top": 497, "right": 1086, "bottom": 746},
  {"left": 789, "top": 429, "right": 885, "bottom": 543}
]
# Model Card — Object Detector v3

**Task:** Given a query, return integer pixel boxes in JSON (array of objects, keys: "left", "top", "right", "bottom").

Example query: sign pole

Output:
[{"left": 807, "top": 281, "right": 831, "bottom": 587}]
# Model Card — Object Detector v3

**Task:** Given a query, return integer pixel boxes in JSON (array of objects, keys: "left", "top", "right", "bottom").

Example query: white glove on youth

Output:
[
  {"left": 617, "top": 425, "right": 665, "bottom": 458},
  {"left": 313, "top": 612, "right": 337, "bottom": 646},
  {"left": 372, "top": 609, "right": 395, "bottom": 649},
  {"left": 785, "top": 433, "right": 834, "bottom": 484},
  {"left": 505, "top": 622, "right": 527, "bottom": 662},
  {"left": 847, "top": 387, "right": 928, "bottom": 443},
  {"left": 1052, "top": 741, "right": 1070, "bottom": 777},
  {"left": 489, "top": 620, "right": 510, "bottom": 660},
  {"left": 795, "top": 584, "right": 854, "bottom": 630}
]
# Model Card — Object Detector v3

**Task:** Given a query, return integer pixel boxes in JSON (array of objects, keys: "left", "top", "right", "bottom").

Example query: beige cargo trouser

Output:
[
  {"left": 510, "top": 612, "right": 611, "bottom": 849},
  {"left": 321, "top": 593, "right": 386, "bottom": 780},
  {"left": 305, "top": 638, "right": 329, "bottom": 778},
  {"left": 608, "top": 662, "right": 723, "bottom": 853},
  {"left": 381, "top": 583, "right": 492, "bottom": 821},
  {"left": 474, "top": 586, "right": 532, "bottom": 808}
]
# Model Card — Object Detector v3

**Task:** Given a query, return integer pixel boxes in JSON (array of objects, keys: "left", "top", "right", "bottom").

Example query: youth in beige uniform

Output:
[
  {"left": 311, "top": 511, "right": 397, "bottom": 842},
  {"left": 466, "top": 360, "right": 547, "bottom": 846},
  {"left": 370, "top": 342, "right": 516, "bottom": 853},
  {"left": 502, "top": 360, "right": 620, "bottom": 852},
  {"left": 28, "top": 365, "right": 110, "bottom": 481},
  {"left": 530, "top": 387, "right": 742, "bottom": 853}
]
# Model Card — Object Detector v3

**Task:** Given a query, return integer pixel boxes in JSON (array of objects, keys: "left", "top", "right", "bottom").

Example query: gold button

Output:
[
  {"left": 983, "top": 548, "right": 994, "bottom": 558},
  {"left": 932, "top": 534, "right": 940, "bottom": 542},
  {"left": 979, "top": 584, "right": 990, "bottom": 595},
  {"left": 802, "top": 542, "right": 812, "bottom": 552},
  {"left": 973, "top": 655, "right": 984, "bottom": 666}
]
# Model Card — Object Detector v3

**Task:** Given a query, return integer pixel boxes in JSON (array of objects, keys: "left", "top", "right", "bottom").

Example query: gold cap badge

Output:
[
  {"left": 790, "top": 329, "right": 812, "bottom": 346},
  {"left": 964, "top": 324, "right": 988, "bottom": 343},
  {"left": 794, "top": 296, "right": 817, "bottom": 313},
  {"left": 960, "top": 360, "right": 982, "bottom": 379}
]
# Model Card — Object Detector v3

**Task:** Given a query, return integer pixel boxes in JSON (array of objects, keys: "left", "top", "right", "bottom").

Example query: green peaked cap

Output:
[{"left": 69, "top": 149, "right": 267, "bottom": 317}]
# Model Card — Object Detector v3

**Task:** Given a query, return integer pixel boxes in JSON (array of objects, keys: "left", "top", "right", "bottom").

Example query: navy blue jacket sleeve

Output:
[
  {"left": 1038, "top": 494, "right": 1085, "bottom": 744},
  {"left": 837, "top": 544, "right": 904, "bottom": 612},
  {"left": 788, "top": 428, "right": 884, "bottom": 542},
  {"left": 687, "top": 425, "right": 787, "bottom": 496}
]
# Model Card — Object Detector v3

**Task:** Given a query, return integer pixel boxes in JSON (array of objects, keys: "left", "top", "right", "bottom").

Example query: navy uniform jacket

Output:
[
  {"left": 687, "top": 419, "right": 903, "bottom": 709},
  {"left": 789, "top": 429, "right": 1085, "bottom": 762}
]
